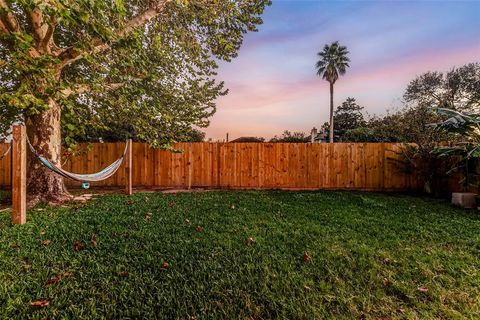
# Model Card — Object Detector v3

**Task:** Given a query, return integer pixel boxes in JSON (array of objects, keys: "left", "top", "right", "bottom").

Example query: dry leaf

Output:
[
  {"left": 230, "top": 204, "right": 235, "bottom": 210},
  {"left": 185, "top": 219, "right": 190, "bottom": 224},
  {"left": 417, "top": 287, "right": 428, "bottom": 293},
  {"left": 23, "top": 263, "right": 31, "bottom": 272},
  {"left": 41, "top": 239, "right": 51, "bottom": 246},
  {"left": 195, "top": 226, "right": 203, "bottom": 233},
  {"left": 304, "top": 285, "right": 312, "bottom": 293},
  {"left": 466, "top": 296, "right": 473, "bottom": 306},
  {"left": 169, "top": 201, "right": 176, "bottom": 208},
  {"left": 383, "top": 257, "right": 390, "bottom": 264},
  {"left": 30, "top": 299, "right": 49, "bottom": 307},
  {"left": 61, "top": 272, "right": 72, "bottom": 278},
  {"left": 245, "top": 237, "right": 255, "bottom": 246},
  {"left": 382, "top": 278, "right": 391, "bottom": 287},
  {"left": 73, "top": 240, "right": 85, "bottom": 252},
  {"left": 161, "top": 261, "right": 169, "bottom": 269},
  {"left": 46, "top": 277, "right": 61, "bottom": 285},
  {"left": 144, "top": 213, "right": 152, "bottom": 221},
  {"left": 90, "top": 235, "right": 97, "bottom": 247},
  {"left": 119, "top": 271, "right": 129, "bottom": 277},
  {"left": 398, "top": 308, "right": 406, "bottom": 314},
  {"left": 39, "top": 229, "right": 46, "bottom": 235},
  {"left": 303, "top": 251, "right": 312, "bottom": 263}
]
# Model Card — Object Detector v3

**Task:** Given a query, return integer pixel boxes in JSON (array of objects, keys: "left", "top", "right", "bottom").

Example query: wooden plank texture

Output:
[
  {"left": 12, "top": 126, "right": 26, "bottom": 224},
  {"left": 0, "top": 142, "right": 428, "bottom": 192}
]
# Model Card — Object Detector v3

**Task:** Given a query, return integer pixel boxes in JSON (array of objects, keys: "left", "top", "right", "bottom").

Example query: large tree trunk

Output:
[
  {"left": 25, "top": 98, "right": 72, "bottom": 206},
  {"left": 329, "top": 82, "right": 334, "bottom": 143}
]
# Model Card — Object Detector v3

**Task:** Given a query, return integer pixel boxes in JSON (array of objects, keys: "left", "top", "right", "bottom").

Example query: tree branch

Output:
[
  {"left": 28, "top": 7, "right": 46, "bottom": 42},
  {"left": 0, "top": 18, "right": 8, "bottom": 34},
  {"left": 0, "top": 0, "right": 20, "bottom": 32},
  {"left": 60, "top": 78, "right": 144, "bottom": 98},
  {"left": 28, "top": 6, "right": 58, "bottom": 54},
  {"left": 59, "top": 0, "right": 172, "bottom": 68},
  {"left": 40, "top": 22, "right": 55, "bottom": 50}
]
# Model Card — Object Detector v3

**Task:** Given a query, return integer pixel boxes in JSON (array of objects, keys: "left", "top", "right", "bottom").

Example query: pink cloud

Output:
[{"left": 207, "top": 44, "right": 480, "bottom": 140}]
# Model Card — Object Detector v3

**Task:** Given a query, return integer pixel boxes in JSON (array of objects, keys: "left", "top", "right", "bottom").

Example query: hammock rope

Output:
[
  {"left": 0, "top": 144, "right": 11, "bottom": 161},
  {"left": 27, "top": 138, "right": 128, "bottom": 183}
]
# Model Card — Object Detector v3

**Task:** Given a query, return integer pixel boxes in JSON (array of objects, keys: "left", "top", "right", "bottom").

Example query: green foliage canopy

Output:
[
  {"left": 327, "top": 97, "right": 365, "bottom": 141},
  {"left": 404, "top": 62, "right": 480, "bottom": 113},
  {"left": 431, "top": 108, "right": 480, "bottom": 190},
  {"left": 270, "top": 130, "right": 309, "bottom": 143},
  {"left": 315, "top": 41, "right": 350, "bottom": 84},
  {"left": 0, "top": 0, "right": 271, "bottom": 145}
]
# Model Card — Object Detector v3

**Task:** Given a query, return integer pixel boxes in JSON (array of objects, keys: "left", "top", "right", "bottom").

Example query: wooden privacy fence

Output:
[{"left": 0, "top": 142, "right": 423, "bottom": 191}]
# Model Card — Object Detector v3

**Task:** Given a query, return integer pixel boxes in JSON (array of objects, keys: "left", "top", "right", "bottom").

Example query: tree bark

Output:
[
  {"left": 25, "top": 98, "right": 72, "bottom": 206},
  {"left": 329, "top": 82, "right": 334, "bottom": 143}
]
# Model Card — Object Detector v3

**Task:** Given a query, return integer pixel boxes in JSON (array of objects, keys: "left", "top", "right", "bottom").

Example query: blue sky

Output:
[{"left": 207, "top": 0, "right": 480, "bottom": 140}]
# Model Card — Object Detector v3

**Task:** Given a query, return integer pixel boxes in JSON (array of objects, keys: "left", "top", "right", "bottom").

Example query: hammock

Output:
[
  {"left": 0, "top": 144, "right": 10, "bottom": 161},
  {"left": 27, "top": 138, "right": 128, "bottom": 184}
]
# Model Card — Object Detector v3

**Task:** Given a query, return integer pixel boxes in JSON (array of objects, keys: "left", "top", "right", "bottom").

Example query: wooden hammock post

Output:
[
  {"left": 125, "top": 139, "right": 133, "bottom": 195},
  {"left": 12, "top": 125, "right": 26, "bottom": 225}
]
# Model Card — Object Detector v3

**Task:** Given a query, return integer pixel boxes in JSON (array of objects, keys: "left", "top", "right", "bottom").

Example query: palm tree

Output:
[{"left": 316, "top": 41, "right": 350, "bottom": 143}]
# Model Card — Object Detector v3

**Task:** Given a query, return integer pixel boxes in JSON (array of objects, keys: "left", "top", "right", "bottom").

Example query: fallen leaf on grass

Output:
[
  {"left": 303, "top": 251, "right": 312, "bottom": 263},
  {"left": 382, "top": 278, "right": 391, "bottom": 287},
  {"left": 61, "top": 272, "right": 72, "bottom": 278},
  {"left": 91, "top": 235, "right": 97, "bottom": 247},
  {"left": 73, "top": 240, "right": 85, "bottom": 252},
  {"left": 127, "top": 200, "right": 134, "bottom": 206},
  {"left": 34, "top": 208, "right": 45, "bottom": 212},
  {"left": 230, "top": 204, "right": 235, "bottom": 210},
  {"left": 118, "top": 271, "right": 129, "bottom": 277},
  {"left": 161, "top": 261, "right": 169, "bottom": 269},
  {"left": 46, "top": 277, "right": 61, "bottom": 285},
  {"left": 41, "top": 239, "right": 51, "bottom": 246},
  {"left": 466, "top": 296, "right": 473, "bottom": 306},
  {"left": 39, "top": 229, "right": 46, "bottom": 235},
  {"left": 195, "top": 226, "right": 203, "bottom": 233},
  {"left": 398, "top": 308, "right": 406, "bottom": 314},
  {"left": 417, "top": 287, "right": 428, "bottom": 293},
  {"left": 185, "top": 219, "right": 190, "bottom": 224},
  {"left": 245, "top": 237, "right": 255, "bottom": 246},
  {"left": 169, "top": 201, "right": 176, "bottom": 208},
  {"left": 383, "top": 257, "right": 390, "bottom": 264},
  {"left": 23, "top": 263, "right": 31, "bottom": 272},
  {"left": 144, "top": 213, "right": 152, "bottom": 221},
  {"left": 304, "top": 286, "right": 312, "bottom": 293},
  {"left": 30, "top": 299, "right": 49, "bottom": 307}
]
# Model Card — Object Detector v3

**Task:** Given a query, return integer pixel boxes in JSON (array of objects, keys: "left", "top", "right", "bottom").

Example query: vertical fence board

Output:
[
  {"left": 0, "top": 142, "right": 428, "bottom": 192},
  {"left": 0, "top": 143, "right": 11, "bottom": 187}
]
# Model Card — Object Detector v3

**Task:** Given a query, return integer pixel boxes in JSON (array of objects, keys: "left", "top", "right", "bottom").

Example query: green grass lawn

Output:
[{"left": 0, "top": 191, "right": 479, "bottom": 319}]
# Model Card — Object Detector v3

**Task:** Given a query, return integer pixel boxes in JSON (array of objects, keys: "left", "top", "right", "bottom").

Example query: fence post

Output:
[
  {"left": 125, "top": 139, "right": 133, "bottom": 195},
  {"left": 187, "top": 143, "right": 192, "bottom": 189},
  {"left": 12, "top": 125, "right": 26, "bottom": 225}
]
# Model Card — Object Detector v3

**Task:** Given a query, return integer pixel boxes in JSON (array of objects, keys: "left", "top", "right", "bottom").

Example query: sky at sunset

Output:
[{"left": 206, "top": 0, "right": 480, "bottom": 141}]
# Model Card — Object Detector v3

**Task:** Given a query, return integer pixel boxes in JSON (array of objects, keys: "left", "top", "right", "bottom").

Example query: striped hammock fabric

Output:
[{"left": 28, "top": 139, "right": 127, "bottom": 183}]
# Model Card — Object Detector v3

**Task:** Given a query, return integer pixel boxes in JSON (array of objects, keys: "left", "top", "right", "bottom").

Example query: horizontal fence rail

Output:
[{"left": 0, "top": 142, "right": 425, "bottom": 191}]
